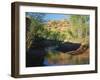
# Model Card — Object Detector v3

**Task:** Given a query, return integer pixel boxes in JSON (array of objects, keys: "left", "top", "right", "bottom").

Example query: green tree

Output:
[
  {"left": 26, "top": 13, "right": 46, "bottom": 50},
  {"left": 69, "top": 15, "right": 89, "bottom": 43}
]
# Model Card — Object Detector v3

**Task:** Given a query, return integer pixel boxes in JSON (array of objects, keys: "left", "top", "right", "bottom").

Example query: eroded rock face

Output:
[
  {"left": 46, "top": 19, "right": 71, "bottom": 31},
  {"left": 55, "top": 42, "right": 81, "bottom": 53}
]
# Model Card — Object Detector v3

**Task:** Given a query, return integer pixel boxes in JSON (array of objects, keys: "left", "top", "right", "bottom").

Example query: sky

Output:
[
  {"left": 43, "top": 13, "right": 70, "bottom": 21},
  {"left": 26, "top": 12, "right": 70, "bottom": 21}
]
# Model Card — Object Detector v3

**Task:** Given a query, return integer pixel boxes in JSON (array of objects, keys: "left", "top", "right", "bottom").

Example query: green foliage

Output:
[
  {"left": 68, "top": 15, "right": 89, "bottom": 43},
  {"left": 26, "top": 14, "right": 89, "bottom": 50},
  {"left": 45, "top": 29, "right": 66, "bottom": 41},
  {"left": 26, "top": 17, "right": 46, "bottom": 50},
  {"left": 26, "top": 12, "right": 46, "bottom": 22}
]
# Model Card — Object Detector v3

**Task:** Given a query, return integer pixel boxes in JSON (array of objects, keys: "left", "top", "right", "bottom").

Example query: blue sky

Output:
[
  {"left": 44, "top": 13, "right": 70, "bottom": 21},
  {"left": 26, "top": 12, "right": 70, "bottom": 21}
]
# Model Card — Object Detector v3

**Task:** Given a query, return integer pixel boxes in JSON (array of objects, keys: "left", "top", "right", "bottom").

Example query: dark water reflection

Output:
[{"left": 26, "top": 39, "right": 81, "bottom": 67}]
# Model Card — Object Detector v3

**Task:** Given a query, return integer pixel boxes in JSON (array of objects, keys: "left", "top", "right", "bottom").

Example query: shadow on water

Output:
[{"left": 26, "top": 38, "right": 81, "bottom": 67}]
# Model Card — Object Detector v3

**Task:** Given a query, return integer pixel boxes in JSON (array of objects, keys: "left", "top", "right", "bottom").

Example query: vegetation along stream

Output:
[{"left": 26, "top": 12, "right": 89, "bottom": 67}]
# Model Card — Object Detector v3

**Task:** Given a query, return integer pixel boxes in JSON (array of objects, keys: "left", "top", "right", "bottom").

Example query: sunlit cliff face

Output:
[{"left": 45, "top": 19, "right": 71, "bottom": 31}]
